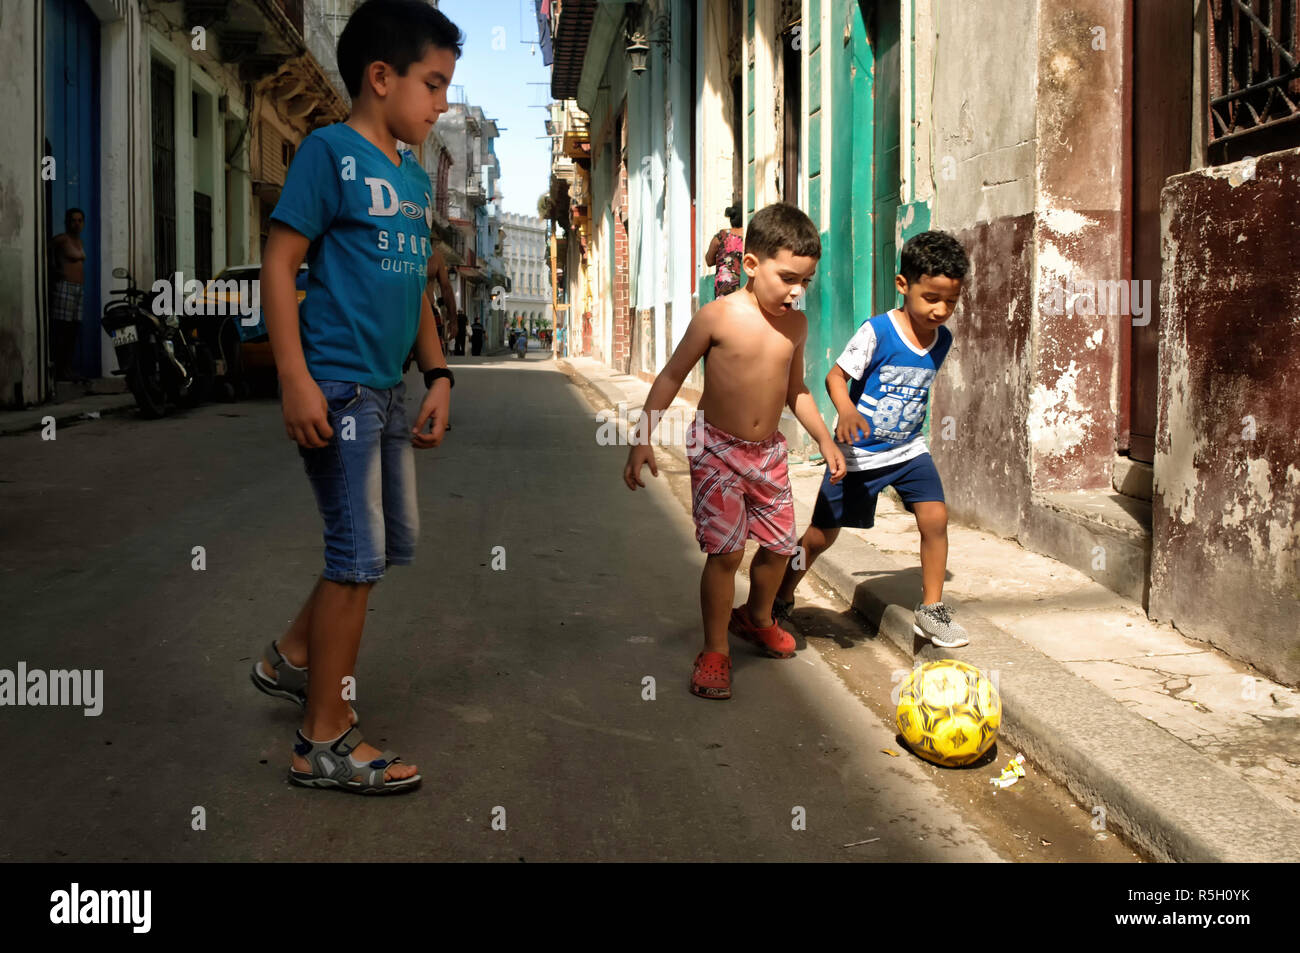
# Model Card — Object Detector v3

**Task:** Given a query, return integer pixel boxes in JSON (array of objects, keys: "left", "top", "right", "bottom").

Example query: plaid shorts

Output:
[
  {"left": 686, "top": 417, "right": 798, "bottom": 556},
  {"left": 51, "top": 280, "right": 84, "bottom": 324}
]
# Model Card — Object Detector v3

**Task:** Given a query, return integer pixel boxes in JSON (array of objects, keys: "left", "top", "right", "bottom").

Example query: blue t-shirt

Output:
[
  {"left": 270, "top": 123, "right": 433, "bottom": 388},
  {"left": 834, "top": 311, "right": 953, "bottom": 471}
]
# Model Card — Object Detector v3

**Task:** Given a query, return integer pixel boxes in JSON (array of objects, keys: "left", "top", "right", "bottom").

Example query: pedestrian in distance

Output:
[
  {"left": 704, "top": 204, "right": 745, "bottom": 298},
  {"left": 470, "top": 316, "right": 484, "bottom": 355},
  {"left": 773, "top": 230, "right": 971, "bottom": 648},
  {"left": 48, "top": 207, "right": 88, "bottom": 381},
  {"left": 250, "top": 0, "right": 463, "bottom": 794},
  {"left": 426, "top": 250, "right": 455, "bottom": 359},
  {"left": 624, "top": 202, "right": 847, "bottom": 700},
  {"left": 454, "top": 310, "right": 468, "bottom": 355}
]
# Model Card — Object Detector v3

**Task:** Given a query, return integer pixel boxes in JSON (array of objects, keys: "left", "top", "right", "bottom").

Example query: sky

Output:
[{"left": 438, "top": 0, "right": 555, "bottom": 218}]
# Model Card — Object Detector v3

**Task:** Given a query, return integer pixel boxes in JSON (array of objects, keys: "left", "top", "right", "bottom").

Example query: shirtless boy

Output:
[{"left": 623, "top": 203, "right": 846, "bottom": 699}]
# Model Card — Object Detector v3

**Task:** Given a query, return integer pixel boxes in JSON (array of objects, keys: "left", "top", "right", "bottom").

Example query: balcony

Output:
[
  {"left": 181, "top": 0, "right": 313, "bottom": 84},
  {"left": 550, "top": 0, "right": 598, "bottom": 99},
  {"left": 562, "top": 111, "right": 590, "bottom": 160}
]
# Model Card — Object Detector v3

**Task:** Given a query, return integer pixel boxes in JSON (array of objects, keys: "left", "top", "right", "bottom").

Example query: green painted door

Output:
[{"left": 867, "top": 0, "right": 901, "bottom": 317}]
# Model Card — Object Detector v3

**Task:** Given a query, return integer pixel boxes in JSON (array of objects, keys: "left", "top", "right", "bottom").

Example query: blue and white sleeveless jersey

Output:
[{"left": 834, "top": 311, "right": 952, "bottom": 471}]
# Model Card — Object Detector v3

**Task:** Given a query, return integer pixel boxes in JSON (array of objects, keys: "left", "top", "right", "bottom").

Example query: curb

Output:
[
  {"left": 0, "top": 394, "right": 140, "bottom": 437},
  {"left": 804, "top": 519, "right": 1300, "bottom": 863},
  {"left": 564, "top": 357, "right": 1300, "bottom": 863}
]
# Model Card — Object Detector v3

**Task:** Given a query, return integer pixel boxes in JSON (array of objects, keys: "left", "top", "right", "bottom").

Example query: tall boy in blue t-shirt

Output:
[
  {"left": 773, "top": 231, "right": 973, "bottom": 648},
  {"left": 247, "top": 0, "right": 463, "bottom": 794}
]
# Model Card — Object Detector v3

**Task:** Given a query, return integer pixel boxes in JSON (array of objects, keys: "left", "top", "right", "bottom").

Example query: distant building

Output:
[
  {"left": 500, "top": 213, "right": 551, "bottom": 338},
  {"left": 438, "top": 98, "right": 509, "bottom": 349}
]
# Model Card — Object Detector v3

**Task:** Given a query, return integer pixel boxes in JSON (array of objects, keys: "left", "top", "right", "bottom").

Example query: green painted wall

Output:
[
  {"left": 804, "top": 0, "right": 867, "bottom": 424},
  {"left": 851, "top": 0, "right": 875, "bottom": 325}
]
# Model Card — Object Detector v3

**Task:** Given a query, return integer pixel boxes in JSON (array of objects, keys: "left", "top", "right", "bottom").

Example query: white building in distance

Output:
[{"left": 499, "top": 212, "right": 551, "bottom": 336}]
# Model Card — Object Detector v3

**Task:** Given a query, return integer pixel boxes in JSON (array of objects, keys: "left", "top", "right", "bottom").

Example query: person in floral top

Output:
[{"left": 705, "top": 205, "right": 745, "bottom": 297}]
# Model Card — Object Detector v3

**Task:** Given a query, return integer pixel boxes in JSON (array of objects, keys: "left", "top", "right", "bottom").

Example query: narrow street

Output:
[{"left": 0, "top": 351, "right": 1135, "bottom": 862}]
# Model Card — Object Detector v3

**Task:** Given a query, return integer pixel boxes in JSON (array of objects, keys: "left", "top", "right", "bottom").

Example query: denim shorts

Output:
[
  {"left": 298, "top": 379, "right": 418, "bottom": 583},
  {"left": 811, "top": 452, "right": 945, "bottom": 530}
]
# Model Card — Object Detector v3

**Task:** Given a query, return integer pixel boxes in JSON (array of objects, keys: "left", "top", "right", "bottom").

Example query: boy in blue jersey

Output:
[
  {"left": 247, "top": 0, "right": 463, "bottom": 794},
  {"left": 774, "top": 231, "right": 973, "bottom": 648}
]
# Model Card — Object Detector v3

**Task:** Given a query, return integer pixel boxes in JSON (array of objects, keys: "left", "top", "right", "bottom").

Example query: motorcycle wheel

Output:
[{"left": 126, "top": 336, "right": 169, "bottom": 419}]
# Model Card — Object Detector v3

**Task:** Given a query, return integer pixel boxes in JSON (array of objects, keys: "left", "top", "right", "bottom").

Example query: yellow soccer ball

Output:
[{"left": 896, "top": 660, "right": 1001, "bottom": 767}]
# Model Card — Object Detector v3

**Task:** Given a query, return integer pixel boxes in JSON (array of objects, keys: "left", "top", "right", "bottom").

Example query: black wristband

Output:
[{"left": 424, "top": 367, "right": 454, "bottom": 389}]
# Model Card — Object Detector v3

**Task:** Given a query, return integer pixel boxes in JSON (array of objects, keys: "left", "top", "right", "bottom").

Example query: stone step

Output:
[
  {"left": 1113, "top": 453, "right": 1153, "bottom": 502},
  {"left": 1020, "top": 490, "right": 1152, "bottom": 604}
]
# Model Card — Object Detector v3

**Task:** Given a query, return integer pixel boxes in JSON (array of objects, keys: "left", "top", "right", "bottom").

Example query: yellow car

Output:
[{"left": 192, "top": 263, "right": 307, "bottom": 396}]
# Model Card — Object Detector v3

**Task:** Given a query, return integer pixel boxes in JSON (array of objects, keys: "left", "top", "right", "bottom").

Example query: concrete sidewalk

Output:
[
  {"left": 562, "top": 355, "right": 1300, "bottom": 863},
  {"left": 0, "top": 378, "right": 137, "bottom": 437}
]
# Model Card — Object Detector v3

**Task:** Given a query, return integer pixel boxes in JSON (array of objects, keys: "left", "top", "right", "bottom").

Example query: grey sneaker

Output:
[
  {"left": 773, "top": 596, "right": 795, "bottom": 622},
  {"left": 913, "top": 602, "right": 970, "bottom": 648}
]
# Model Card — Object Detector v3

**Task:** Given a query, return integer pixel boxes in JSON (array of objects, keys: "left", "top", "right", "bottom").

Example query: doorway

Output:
[
  {"left": 865, "top": 0, "right": 900, "bottom": 317},
  {"left": 781, "top": 20, "right": 802, "bottom": 206},
  {"left": 44, "top": 0, "right": 102, "bottom": 381},
  {"left": 1125, "top": 0, "right": 1193, "bottom": 463},
  {"left": 151, "top": 59, "right": 178, "bottom": 281}
]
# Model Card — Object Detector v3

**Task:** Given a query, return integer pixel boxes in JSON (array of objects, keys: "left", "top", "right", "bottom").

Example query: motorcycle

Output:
[{"left": 101, "top": 268, "right": 214, "bottom": 418}]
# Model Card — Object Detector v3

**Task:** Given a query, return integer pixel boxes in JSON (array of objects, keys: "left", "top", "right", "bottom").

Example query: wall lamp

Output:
[{"left": 626, "top": 5, "right": 670, "bottom": 75}]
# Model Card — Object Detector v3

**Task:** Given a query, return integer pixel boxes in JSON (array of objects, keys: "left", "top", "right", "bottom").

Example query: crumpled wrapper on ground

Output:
[{"left": 990, "top": 753, "right": 1027, "bottom": 789}]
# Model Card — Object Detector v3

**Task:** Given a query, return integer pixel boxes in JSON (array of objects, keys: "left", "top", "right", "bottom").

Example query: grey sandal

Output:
[
  {"left": 288, "top": 726, "right": 421, "bottom": 795},
  {"left": 250, "top": 640, "right": 308, "bottom": 705},
  {"left": 250, "top": 640, "right": 358, "bottom": 725}
]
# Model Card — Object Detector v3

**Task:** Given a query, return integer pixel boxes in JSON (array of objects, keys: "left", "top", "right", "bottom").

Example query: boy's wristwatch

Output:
[{"left": 423, "top": 367, "right": 454, "bottom": 389}]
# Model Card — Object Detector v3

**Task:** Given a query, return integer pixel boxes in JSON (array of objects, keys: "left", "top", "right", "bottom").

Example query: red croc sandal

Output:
[
  {"left": 691, "top": 651, "right": 732, "bottom": 699},
  {"left": 729, "top": 606, "right": 796, "bottom": 658}
]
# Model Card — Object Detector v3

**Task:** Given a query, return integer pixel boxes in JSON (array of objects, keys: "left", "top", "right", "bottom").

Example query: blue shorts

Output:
[
  {"left": 811, "top": 452, "right": 944, "bottom": 530},
  {"left": 298, "top": 379, "right": 419, "bottom": 583}
]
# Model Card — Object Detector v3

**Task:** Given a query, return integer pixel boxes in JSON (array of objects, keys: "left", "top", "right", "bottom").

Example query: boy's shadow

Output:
[{"left": 784, "top": 606, "right": 876, "bottom": 651}]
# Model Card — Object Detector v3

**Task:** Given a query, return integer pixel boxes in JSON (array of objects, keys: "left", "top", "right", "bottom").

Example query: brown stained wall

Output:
[
  {"left": 1030, "top": 0, "right": 1125, "bottom": 491},
  {"left": 1152, "top": 148, "right": 1300, "bottom": 685},
  {"left": 930, "top": 215, "right": 1035, "bottom": 539}
]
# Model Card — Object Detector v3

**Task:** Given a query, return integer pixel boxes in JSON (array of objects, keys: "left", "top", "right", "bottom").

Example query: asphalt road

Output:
[{"left": 0, "top": 350, "right": 1134, "bottom": 861}]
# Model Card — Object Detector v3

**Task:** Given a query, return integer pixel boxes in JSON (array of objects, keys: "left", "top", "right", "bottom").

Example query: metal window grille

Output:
[{"left": 1208, "top": 0, "right": 1300, "bottom": 161}]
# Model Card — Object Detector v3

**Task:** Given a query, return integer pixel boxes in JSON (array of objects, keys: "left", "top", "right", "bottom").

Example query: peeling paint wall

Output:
[
  {"left": 1029, "top": 0, "right": 1124, "bottom": 491},
  {"left": 925, "top": 0, "right": 1037, "bottom": 538},
  {"left": 1153, "top": 147, "right": 1300, "bottom": 685},
  {"left": 933, "top": 217, "right": 1036, "bottom": 537},
  {"left": 926, "top": 0, "right": 1125, "bottom": 533}
]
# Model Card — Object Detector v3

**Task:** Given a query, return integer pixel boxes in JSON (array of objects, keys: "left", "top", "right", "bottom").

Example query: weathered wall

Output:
[
  {"left": 1152, "top": 148, "right": 1300, "bottom": 686},
  {"left": 926, "top": 0, "right": 1128, "bottom": 537},
  {"left": 1028, "top": 0, "right": 1125, "bottom": 491},
  {"left": 0, "top": 1, "right": 39, "bottom": 406},
  {"left": 925, "top": 0, "right": 1037, "bottom": 538},
  {"left": 934, "top": 218, "right": 1037, "bottom": 538}
]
